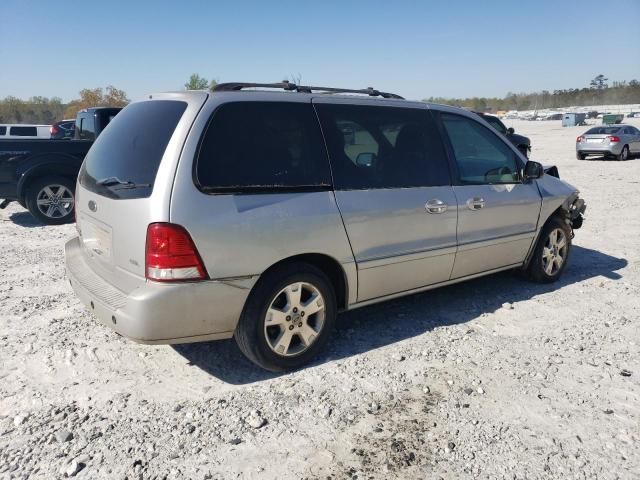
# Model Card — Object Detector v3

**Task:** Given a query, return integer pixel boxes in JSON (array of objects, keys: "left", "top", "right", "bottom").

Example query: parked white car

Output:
[{"left": 0, "top": 124, "right": 50, "bottom": 139}]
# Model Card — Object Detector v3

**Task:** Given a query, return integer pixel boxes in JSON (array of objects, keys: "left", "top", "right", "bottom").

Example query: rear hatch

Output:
[{"left": 75, "top": 92, "right": 207, "bottom": 292}]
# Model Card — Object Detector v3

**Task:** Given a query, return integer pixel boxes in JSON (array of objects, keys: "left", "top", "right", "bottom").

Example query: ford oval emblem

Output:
[{"left": 88, "top": 200, "right": 97, "bottom": 212}]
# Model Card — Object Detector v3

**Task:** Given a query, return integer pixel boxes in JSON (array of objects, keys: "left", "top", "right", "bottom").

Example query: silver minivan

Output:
[{"left": 65, "top": 82, "right": 586, "bottom": 371}]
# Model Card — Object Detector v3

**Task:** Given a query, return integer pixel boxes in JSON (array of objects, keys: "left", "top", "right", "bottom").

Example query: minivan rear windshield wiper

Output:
[{"left": 96, "top": 176, "right": 151, "bottom": 189}]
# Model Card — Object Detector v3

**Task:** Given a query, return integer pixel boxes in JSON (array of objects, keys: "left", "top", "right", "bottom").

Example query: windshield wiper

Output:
[{"left": 96, "top": 176, "right": 151, "bottom": 189}]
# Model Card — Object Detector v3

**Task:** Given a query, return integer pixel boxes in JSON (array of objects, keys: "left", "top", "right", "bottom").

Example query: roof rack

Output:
[{"left": 213, "top": 81, "right": 404, "bottom": 100}]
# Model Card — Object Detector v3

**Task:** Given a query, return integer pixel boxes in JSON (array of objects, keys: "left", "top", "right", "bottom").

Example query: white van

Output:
[{"left": 0, "top": 124, "right": 51, "bottom": 139}]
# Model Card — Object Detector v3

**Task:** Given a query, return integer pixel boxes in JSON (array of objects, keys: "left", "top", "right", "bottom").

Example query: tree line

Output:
[
  {"left": 4, "top": 74, "right": 639, "bottom": 125},
  {"left": 424, "top": 75, "right": 640, "bottom": 112},
  {"left": 0, "top": 86, "right": 129, "bottom": 124}
]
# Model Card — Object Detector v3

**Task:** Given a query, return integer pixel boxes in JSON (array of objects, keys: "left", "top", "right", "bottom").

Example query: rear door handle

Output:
[
  {"left": 466, "top": 197, "right": 485, "bottom": 211},
  {"left": 425, "top": 199, "right": 448, "bottom": 214}
]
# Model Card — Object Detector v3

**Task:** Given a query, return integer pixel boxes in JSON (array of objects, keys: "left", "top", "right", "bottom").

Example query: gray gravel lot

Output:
[{"left": 1, "top": 119, "right": 639, "bottom": 479}]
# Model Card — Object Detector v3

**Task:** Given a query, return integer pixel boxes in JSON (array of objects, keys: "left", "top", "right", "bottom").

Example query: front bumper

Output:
[{"left": 65, "top": 237, "right": 254, "bottom": 344}]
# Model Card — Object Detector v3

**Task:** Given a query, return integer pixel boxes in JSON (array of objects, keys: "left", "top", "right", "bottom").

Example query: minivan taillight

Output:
[
  {"left": 607, "top": 135, "right": 620, "bottom": 143},
  {"left": 145, "top": 223, "right": 207, "bottom": 282}
]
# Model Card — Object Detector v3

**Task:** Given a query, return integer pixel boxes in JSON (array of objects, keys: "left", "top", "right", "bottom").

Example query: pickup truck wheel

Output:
[
  {"left": 234, "top": 263, "right": 337, "bottom": 372},
  {"left": 25, "top": 176, "right": 75, "bottom": 225},
  {"left": 527, "top": 216, "right": 572, "bottom": 283}
]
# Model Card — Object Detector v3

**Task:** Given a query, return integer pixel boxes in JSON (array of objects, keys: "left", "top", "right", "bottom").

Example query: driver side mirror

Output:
[
  {"left": 507, "top": 127, "right": 515, "bottom": 135},
  {"left": 523, "top": 160, "right": 544, "bottom": 181}
]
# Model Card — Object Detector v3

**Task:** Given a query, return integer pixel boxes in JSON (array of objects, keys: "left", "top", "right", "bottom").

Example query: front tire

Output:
[
  {"left": 617, "top": 145, "right": 629, "bottom": 161},
  {"left": 527, "top": 216, "right": 572, "bottom": 283},
  {"left": 25, "top": 176, "right": 75, "bottom": 225},
  {"left": 234, "top": 263, "right": 337, "bottom": 371}
]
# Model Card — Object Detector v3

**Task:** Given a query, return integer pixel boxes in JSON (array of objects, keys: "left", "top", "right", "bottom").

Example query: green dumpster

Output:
[{"left": 602, "top": 114, "right": 624, "bottom": 125}]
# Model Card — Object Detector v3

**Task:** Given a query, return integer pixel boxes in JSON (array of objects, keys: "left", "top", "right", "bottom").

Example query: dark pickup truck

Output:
[
  {"left": 473, "top": 111, "right": 532, "bottom": 158},
  {"left": 0, "top": 107, "right": 121, "bottom": 224}
]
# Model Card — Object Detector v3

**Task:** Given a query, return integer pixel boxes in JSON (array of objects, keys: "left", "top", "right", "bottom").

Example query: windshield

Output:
[
  {"left": 79, "top": 100, "right": 187, "bottom": 199},
  {"left": 585, "top": 127, "right": 621, "bottom": 135}
]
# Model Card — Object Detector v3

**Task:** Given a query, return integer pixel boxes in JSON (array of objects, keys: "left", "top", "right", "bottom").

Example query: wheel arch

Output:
[
  {"left": 255, "top": 253, "right": 349, "bottom": 311},
  {"left": 523, "top": 205, "right": 570, "bottom": 269},
  {"left": 16, "top": 157, "right": 80, "bottom": 202}
]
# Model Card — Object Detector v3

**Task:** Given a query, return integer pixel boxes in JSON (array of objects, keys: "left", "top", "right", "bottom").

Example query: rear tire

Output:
[
  {"left": 234, "top": 263, "right": 337, "bottom": 371},
  {"left": 617, "top": 145, "right": 629, "bottom": 161},
  {"left": 527, "top": 216, "right": 572, "bottom": 283},
  {"left": 25, "top": 176, "right": 75, "bottom": 225},
  {"left": 576, "top": 152, "right": 586, "bottom": 160}
]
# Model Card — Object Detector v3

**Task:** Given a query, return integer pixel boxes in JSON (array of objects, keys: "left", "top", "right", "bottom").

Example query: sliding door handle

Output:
[
  {"left": 466, "top": 197, "right": 485, "bottom": 210},
  {"left": 425, "top": 199, "right": 448, "bottom": 214}
]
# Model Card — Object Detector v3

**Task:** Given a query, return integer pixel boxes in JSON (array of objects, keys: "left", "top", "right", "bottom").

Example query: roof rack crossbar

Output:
[{"left": 213, "top": 81, "right": 404, "bottom": 99}]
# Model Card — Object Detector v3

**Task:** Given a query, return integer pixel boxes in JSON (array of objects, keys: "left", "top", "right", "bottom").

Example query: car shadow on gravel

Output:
[
  {"left": 173, "top": 245, "right": 627, "bottom": 384},
  {"left": 7, "top": 211, "right": 43, "bottom": 228}
]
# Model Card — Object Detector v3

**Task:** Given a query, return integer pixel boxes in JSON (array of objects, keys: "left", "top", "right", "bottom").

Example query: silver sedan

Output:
[{"left": 576, "top": 124, "right": 640, "bottom": 160}]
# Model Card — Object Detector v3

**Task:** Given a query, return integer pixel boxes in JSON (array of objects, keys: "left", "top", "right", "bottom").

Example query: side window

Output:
[
  {"left": 315, "top": 104, "right": 450, "bottom": 190},
  {"left": 9, "top": 126, "right": 37, "bottom": 136},
  {"left": 440, "top": 113, "right": 520, "bottom": 185},
  {"left": 338, "top": 120, "right": 379, "bottom": 163},
  {"left": 196, "top": 102, "right": 331, "bottom": 191},
  {"left": 79, "top": 114, "right": 96, "bottom": 141},
  {"left": 485, "top": 116, "right": 507, "bottom": 135},
  {"left": 0, "top": 126, "right": 6, "bottom": 136}
]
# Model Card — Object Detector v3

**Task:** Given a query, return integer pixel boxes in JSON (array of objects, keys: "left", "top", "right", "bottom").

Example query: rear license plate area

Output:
[{"left": 80, "top": 216, "right": 112, "bottom": 260}]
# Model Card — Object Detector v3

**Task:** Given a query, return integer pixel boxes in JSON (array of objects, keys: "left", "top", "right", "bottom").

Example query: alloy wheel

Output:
[
  {"left": 36, "top": 184, "right": 74, "bottom": 219},
  {"left": 264, "top": 282, "right": 326, "bottom": 357},
  {"left": 621, "top": 146, "right": 629, "bottom": 160},
  {"left": 542, "top": 228, "right": 568, "bottom": 276}
]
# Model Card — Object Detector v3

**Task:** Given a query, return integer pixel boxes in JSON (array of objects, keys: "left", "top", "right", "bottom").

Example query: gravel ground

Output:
[{"left": 1, "top": 118, "right": 639, "bottom": 480}]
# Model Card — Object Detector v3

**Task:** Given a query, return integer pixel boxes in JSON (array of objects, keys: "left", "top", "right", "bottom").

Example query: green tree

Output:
[
  {"left": 590, "top": 74, "right": 608, "bottom": 90},
  {"left": 185, "top": 73, "right": 209, "bottom": 90},
  {"left": 104, "top": 85, "right": 129, "bottom": 107},
  {"left": 64, "top": 86, "right": 130, "bottom": 118}
]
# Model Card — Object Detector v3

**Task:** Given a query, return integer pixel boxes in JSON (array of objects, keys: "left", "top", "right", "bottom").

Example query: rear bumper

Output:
[
  {"left": 577, "top": 144, "right": 622, "bottom": 155},
  {"left": 64, "top": 237, "right": 255, "bottom": 344}
]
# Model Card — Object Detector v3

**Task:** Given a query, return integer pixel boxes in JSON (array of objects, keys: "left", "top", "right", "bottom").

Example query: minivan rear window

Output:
[{"left": 79, "top": 101, "right": 187, "bottom": 199}]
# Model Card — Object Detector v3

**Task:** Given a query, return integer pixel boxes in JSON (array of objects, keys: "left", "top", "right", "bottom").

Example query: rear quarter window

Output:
[
  {"left": 195, "top": 102, "right": 331, "bottom": 193},
  {"left": 79, "top": 100, "right": 187, "bottom": 199}
]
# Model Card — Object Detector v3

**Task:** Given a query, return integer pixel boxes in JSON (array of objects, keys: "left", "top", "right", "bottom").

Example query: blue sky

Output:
[{"left": 1, "top": 0, "right": 639, "bottom": 102}]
